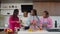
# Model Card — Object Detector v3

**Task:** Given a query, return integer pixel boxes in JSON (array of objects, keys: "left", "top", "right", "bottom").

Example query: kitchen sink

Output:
[{"left": 47, "top": 28, "right": 60, "bottom": 32}]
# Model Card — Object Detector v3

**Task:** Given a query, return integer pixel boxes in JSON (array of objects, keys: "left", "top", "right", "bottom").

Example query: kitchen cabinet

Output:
[
  {"left": 1, "top": 3, "right": 21, "bottom": 9},
  {"left": 0, "top": 3, "right": 21, "bottom": 15},
  {"left": 1, "top": 9, "right": 22, "bottom": 15},
  {"left": 1, "top": 10, "right": 14, "bottom": 15}
]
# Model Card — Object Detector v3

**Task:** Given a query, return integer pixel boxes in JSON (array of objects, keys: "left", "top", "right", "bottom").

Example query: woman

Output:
[
  {"left": 40, "top": 11, "right": 52, "bottom": 29},
  {"left": 9, "top": 9, "right": 20, "bottom": 33},
  {"left": 29, "top": 9, "right": 40, "bottom": 31},
  {"left": 21, "top": 10, "right": 30, "bottom": 30}
]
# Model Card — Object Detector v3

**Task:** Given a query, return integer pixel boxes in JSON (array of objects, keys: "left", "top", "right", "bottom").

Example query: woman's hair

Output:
[
  {"left": 43, "top": 11, "right": 49, "bottom": 17},
  {"left": 31, "top": 9, "right": 37, "bottom": 16},
  {"left": 13, "top": 9, "right": 19, "bottom": 17},
  {"left": 31, "top": 9, "right": 40, "bottom": 25}
]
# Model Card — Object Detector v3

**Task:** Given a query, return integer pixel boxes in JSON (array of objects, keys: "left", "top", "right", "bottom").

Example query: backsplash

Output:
[{"left": 3, "top": 15, "right": 60, "bottom": 28}]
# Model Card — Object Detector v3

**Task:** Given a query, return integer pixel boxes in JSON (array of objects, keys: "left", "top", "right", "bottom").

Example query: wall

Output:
[{"left": 33, "top": 2, "right": 60, "bottom": 16}]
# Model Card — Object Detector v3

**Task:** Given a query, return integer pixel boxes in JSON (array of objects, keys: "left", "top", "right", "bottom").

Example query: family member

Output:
[
  {"left": 40, "top": 11, "right": 52, "bottom": 29},
  {"left": 29, "top": 9, "right": 40, "bottom": 31},
  {"left": 9, "top": 9, "right": 21, "bottom": 32},
  {"left": 21, "top": 10, "right": 30, "bottom": 30}
]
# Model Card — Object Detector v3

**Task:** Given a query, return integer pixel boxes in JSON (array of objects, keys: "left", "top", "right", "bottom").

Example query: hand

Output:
[
  {"left": 39, "top": 27, "right": 42, "bottom": 30},
  {"left": 19, "top": 20, "right": 22, "bottom": 23},
  {"left": 21, "top": 25, "right": 24, "bottom": 27},
  {"left": 43, "top": 24, "right": 47, "bottom": 27}
]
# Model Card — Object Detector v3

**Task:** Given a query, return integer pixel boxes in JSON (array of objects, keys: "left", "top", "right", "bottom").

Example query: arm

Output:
[
  {"left": 47, "top": 18, "right": 53, "bottom": 28},
  {"left": 39, "top": 18, "right": 43, "bottom": 29},
  {"left": 40, "top": 21, "right": 43, "bottom": 29}
]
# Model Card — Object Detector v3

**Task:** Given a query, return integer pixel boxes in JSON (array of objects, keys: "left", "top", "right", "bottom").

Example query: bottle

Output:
[{"left": 55, "top": 20, "right": 57, "bottom": 28}]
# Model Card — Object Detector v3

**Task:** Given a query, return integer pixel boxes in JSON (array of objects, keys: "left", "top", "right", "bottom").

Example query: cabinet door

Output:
[{"left": 1, "top": 10, "right": 14, "bottom": 15}]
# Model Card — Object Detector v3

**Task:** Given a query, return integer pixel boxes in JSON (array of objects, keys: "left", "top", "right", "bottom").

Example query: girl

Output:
[
  {"left": 29, "top": 9, "right": 40, "bottom": 31},
  {"left": 40, "top": 11, "right": 52, "bottom": 30},
  {"left": 9, "top": 9, "right": 21, "bottom": 34}
]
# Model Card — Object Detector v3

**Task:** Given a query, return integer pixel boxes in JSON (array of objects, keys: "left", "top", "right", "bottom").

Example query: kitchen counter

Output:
[
  {"left": 18, "top": 27, "right": 60, "bottom": 34},
  {"left": 18, "top": 30, "right": 60, "bottom": 34}
]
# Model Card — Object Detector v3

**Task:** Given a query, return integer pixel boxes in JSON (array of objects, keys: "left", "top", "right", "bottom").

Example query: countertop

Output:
[{"left": 18, "top": 30, "right": 60, "bottom": 34}]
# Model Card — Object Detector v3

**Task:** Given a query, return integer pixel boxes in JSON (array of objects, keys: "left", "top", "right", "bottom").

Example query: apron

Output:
[
  {"left": 30, "top": 16, "right": 38, "bottom": 30},
  {"left": 42, "top": 18, "right": 49, "bottom": 30}
]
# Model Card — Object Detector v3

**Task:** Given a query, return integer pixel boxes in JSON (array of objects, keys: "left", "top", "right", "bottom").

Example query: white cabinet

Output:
[
  {"left": 1, "top": 9, "right": 22, "bottom": 15},
  {"left": 1, "top": 3, "right": 21, "bottom": 9},
  {"left": 0, "top": 3, "right": 22, "bottom": 15},
  {"left": 1, "top": 10, "right": 14, "bottom": 15}
]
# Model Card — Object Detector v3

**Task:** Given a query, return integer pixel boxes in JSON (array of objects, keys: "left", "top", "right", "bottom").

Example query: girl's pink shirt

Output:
[
  {"left": 9, "top": 16, "right": 20, "bottom": 31},
  {"left": 30, "top": 20, "right": 37, "bottom": 24},
  {"left": 40, "top": 17, "right": 53, "bottom": 28}
]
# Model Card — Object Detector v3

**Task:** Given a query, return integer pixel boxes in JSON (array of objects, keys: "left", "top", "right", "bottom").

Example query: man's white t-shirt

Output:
[{"left": 21, "top": 17, "right": 30, "bottom": 26}]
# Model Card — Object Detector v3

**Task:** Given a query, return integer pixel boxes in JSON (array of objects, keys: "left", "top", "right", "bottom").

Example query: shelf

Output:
[{"left": 0, "top": 8, "right": 21, "bottom": 10}]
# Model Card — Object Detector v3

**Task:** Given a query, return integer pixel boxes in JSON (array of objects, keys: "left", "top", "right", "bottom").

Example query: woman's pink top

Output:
[
  {"left": 40, "top": 17, "right": 52, "bottom": 28},
  {"left": 9, "top": 16, "right": 20, "bottom": 31}
]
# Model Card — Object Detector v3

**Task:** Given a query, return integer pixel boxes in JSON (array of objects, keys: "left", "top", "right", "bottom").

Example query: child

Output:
[
  {"left": 40, "top": 11, "right": 52, "bottom": 29},
  {"left": 29, "top": 9, "right": 40, "bottom": 31},
  {"left": 21, "top": 10, "right": 30, "bottom": 30}
]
